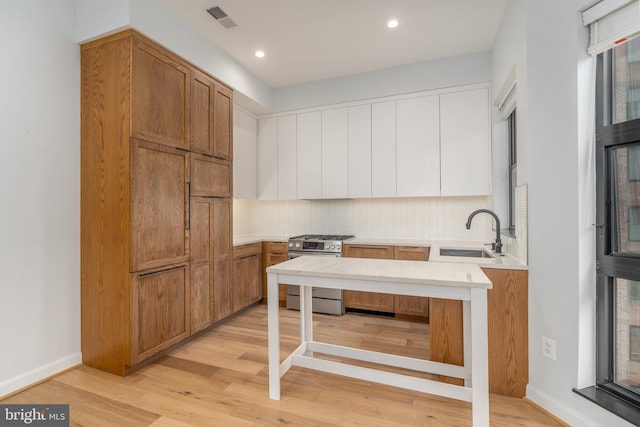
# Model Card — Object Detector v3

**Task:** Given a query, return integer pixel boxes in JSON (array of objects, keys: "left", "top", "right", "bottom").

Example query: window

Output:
[
  {"left": 508, "top": 110, "right": 517, "bottom": 232},
  {"left": 583, "top": 36, "right": 640, "bottom": 423}
]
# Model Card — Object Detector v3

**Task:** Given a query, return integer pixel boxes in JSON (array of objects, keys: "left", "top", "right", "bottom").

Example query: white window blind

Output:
[{"left": 583, "top": 0, "right": 640, "bottom": 55}]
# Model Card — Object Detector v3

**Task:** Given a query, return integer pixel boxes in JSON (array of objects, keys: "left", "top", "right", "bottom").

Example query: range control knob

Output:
[
  {"left": 295, "top": 242, "right": 301, "bottom": 248},
  {"left": 288, "top": 242, "right": 293, "bottom": 247}
]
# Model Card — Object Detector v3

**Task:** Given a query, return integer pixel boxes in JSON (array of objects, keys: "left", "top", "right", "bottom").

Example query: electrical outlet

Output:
[{"left": 542, "top": 336, "right": 557, "bottom": 360}]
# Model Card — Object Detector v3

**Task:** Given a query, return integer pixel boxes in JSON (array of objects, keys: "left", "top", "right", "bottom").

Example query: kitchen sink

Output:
[{"left": 439, "top": 247, "right": 494, "bottom": 258}]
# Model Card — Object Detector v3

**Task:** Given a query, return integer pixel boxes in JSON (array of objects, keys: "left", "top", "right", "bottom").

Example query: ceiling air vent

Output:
[{"left": 206, "top": 6, "right": 237, "bottom": 29}]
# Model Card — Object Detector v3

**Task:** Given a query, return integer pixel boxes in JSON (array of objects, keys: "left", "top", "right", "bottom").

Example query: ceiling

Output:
[{"left": 165, "top": 0, "right": 508, "bottom": 89}]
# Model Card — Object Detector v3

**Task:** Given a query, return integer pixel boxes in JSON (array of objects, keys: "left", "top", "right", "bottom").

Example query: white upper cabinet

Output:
[
  {"left": 277, "top": 115, "right": 297, "bottom": 200},
  {"left": 233, "top": 108, "right": 257, "bottom": 199},
  {"left": 396, "top": 96, "right": 440, "bottom": 197},
  {"left": 257, "top": 117, "right": 277, "bottom": 200},
  {"left": 371, "top": 101, "right": 397, "bottom": 198},
  {"left": 440, "top": 88, "right": 491, "bottom": 196},
  {"left": 322, "top": 108, "right": 349, "bottom": 199},
  {"left": 255, "top": 84, "right": 491, "bottom": 201},
  {"left": 348, "top": 104, "right": 372, "bottom": 198},
  {"left": 297, "top": 112, "right": 322, "bottom": 199}
]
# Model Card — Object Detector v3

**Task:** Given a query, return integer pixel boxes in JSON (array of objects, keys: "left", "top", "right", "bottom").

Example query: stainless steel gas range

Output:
[{"left": 285, "top": 234, "right": 354, "bottom": 315}]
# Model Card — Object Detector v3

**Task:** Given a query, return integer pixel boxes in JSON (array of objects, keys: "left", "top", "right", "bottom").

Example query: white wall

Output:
[
  {"left": 0, "top": 0, "right": 81, "bottom": 396},
  {"left": 234, "top": 197, "right": 495, "bottom": 242},
  {"left": 75, "top": 0, "right": 274, "bottom": 115},
  {"left": 491, "top": 1, "right": 630, "bottom": 425},
  {"left": 272, "top": 51, "right": 492, "bottom": 112}
]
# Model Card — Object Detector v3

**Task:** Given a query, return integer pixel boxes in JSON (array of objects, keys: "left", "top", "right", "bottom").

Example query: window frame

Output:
[
  {"left": 575, "top": 47, "right": 640, "bottom": 425},
  {"left": 508, "top": 110, "right": 517, "bottom": 233}
]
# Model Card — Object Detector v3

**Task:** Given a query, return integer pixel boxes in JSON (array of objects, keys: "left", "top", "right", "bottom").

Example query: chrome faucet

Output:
[{"left": 466, "top": 209, "right": 502, "bottom": 254}]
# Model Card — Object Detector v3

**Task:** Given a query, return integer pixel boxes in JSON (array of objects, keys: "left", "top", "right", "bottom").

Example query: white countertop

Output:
[
  {"left": 267, "top": 255, "right": 492, "bottom": 289},
  {"left": 234, "top": 235, "right": 527, "bottom": 271},
  {"left": 233, "top": 234, "right": 288, "bottom": 246}
]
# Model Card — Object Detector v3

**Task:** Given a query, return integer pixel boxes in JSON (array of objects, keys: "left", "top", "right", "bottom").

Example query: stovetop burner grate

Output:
[{"left": 289, "top": 234, "right": 355, "bottom": 241}]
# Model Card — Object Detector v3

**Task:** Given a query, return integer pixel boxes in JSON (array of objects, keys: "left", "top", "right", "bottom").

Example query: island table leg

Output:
[
  {"left": 470, "top": 288, "right": 489, "bottom": 427},
  {"left": 267, "top": 272, "right": 280, "bottom": 400}
]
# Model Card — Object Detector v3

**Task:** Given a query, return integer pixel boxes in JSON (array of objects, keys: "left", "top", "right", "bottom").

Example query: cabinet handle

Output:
[
  {"left": 138, "top": 264, "right": 186, "bottom": 278},
  {"left": 186, "top": 182, "right": 191, "bottom": 230}
]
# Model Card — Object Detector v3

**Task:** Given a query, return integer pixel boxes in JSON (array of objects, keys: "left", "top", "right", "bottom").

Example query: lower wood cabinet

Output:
[
  {"left": 213, "top": 257, "right": 232, "bottom": 322},
  {"left": 232, "top": 242, "right": 263, "bottom": 312},
  {"left": 343, "top": 244, "right": 430, "bottom": 317},
  {"left": 262, "top": 241, "right": 288, "bottom": 305},
  {"left": 131, "top": 263, "right": 190, "bottom": 365},
  {"left": 393, "top": 246, "right": 430, "bottom": 317},
  {"left": 429, "top": 267, "right": 528, "bottom": 398},
  {"left": 343, "top": 245, "right": 395, "bottom": 312}
]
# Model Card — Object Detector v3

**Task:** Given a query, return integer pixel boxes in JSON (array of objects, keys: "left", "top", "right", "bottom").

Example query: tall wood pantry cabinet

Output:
[{"left": 81, "top": 30, "right": 233, "bottom": 375}]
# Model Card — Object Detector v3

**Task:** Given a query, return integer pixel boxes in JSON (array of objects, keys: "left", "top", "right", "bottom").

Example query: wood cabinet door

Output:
[
  {"left": 212, "top": 198, "right": 232, "bottom": 321},
  {"left": 189, "top": 198, "right": 214, "bottom": 334},
  {"left": 262, "top": 242, "right": 288, "bottom": 304},
  {"left": 248, "top": 254, "right": 263, "bottom": 303},
  {"left": 232, "top": 257, "right": 250, "bottom": 311},
  {"left": 191, "top": 69, "right": 215, "bottom": 156},
  {"left": 429, "top": 268, "right": 529, "bottom": 398},
  {"left": 131, "top": 37, "right": 189, "bottom": 150},
  {"left": 343, "top": 245, "right": 395, "bottom": 312},
  {"left": 214, "top": 84, "right": 233, "bottom": 160},
  {"left": 190, "top": 198, "right": 213, "bottom": 264},
  {"left": 213, "top": 257, "right": 232, "bottom": 321},
  {"left": 190, "top": 262, "right": 212, "bottom": 334},
  {"left": 131, "top": 139, "right": 189, "bottom": 272},
  {"left": 190, "top": 153, "right": 232, "bottom": 198},
  {"left": 213, "top": 198, "right": 232, "bottom": 259},
  {"left": 131, "top": 264, "right": 189, "bottom": 364},
  {"left": 483, "top": 268, "right": 528, "bottom": 397},
  {"left": 234, "top": 244, "right": 263, "bottom": 309},
  {"left": 393, "top": 246, "right": 430, "bottom": 317}
]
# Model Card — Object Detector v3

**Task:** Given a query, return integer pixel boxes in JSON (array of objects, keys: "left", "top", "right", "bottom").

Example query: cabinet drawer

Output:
[
  {"left": 131, "top": 263, "right": 189, "bottom": 364},
  {"left": 344, "top": 244, "right": 394, "bottom": 259},
  {"left": 233, "top": 242, "right": 262, "bottom": 258},
  {"left": 191, "top": 153, "right": 232, "bottom": 197},
  {"left": 268, "top": 241, "right": 288, "bottom": 255},
  {"left": 394, "top": 246, "right": 429, "bottom": 261}
]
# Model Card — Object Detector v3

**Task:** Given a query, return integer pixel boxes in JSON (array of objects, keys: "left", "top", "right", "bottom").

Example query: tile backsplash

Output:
[{"left": 233, "top": 196, "right": 498, "bottom": 242}]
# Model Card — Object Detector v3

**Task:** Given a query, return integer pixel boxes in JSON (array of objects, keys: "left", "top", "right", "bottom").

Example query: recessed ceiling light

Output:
[
  {"left": 255, "top": 50, "right": 265, "bottom": 58},
  {"left": 387, "top": 18, "right": 399, "bottom": 29}
]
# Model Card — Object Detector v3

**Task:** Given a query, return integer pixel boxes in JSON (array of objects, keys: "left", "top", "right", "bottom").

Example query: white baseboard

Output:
[
  {"left": 526, "top": 385, "right": 613, "bottom": 427},
  {"left": 0, "top": 352, "right": 82, "bottom": 398}
]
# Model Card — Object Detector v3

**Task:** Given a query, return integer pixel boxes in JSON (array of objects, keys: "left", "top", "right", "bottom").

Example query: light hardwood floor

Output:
[{"left": 2, "top": 305, "right": 564, "bottom": 426}]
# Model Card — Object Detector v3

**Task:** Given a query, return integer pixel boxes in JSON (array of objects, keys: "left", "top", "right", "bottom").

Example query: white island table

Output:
[{"left": 267, "top": 256, "right": 493, "bottom": 426}]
